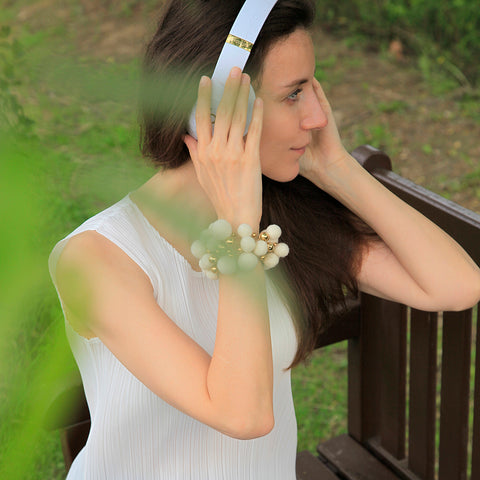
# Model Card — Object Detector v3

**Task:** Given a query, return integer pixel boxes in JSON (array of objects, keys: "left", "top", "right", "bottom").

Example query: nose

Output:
[{"left": 300, "top": 88, "right": 328, "bottom": 131}]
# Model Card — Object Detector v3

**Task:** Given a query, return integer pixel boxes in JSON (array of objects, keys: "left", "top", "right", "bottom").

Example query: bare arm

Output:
[
  {"left": 301, "top": 79, "right": 480, "bottom": 311},
  {"left": 56, "top": 68, "right": 275, "bottom": 440},
  {"left": 56, "top": 230, "right": 272, "bottom": 440}
]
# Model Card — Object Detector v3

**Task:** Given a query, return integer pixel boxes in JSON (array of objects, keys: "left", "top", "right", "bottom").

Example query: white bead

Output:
[
  {"left": 238, "top": 252, "right": 258, "bottom": 271},
  {"left": 190, "top": 240, "right": 206, "bottom": 259},
  {"left": 237, "top": 223, "right": 253, "bottom": 238},
  {"left": 240, "top": 236, "right": 256, "bottom": 253},
  {"left": 209, "top": 219, "right": 232, "bottom": 240},
  {"left": 217, "top": 256, "right": 237, "bottom": 275},
  {"left": 205, "top": 270, "right": 218, "bottom": 280},
  {"left": 263, "top": 253, "right": 279, "bottom": 270},
  {"left": 254, "top": 240, "right": 268, "bottom": 257},
  {"left": 199, "top": 253, "right": 212, "bottom": 270},
  {"left": 274, "top": 242, "right": 289, "bottom": 258},
  {"left": 266, "top": 224, "right": 282, "bottom": 242}
]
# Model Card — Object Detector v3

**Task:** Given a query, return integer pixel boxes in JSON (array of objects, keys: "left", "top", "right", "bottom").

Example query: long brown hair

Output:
[{"left": 141, "top": 0, "right": 374, "bottom": 367}]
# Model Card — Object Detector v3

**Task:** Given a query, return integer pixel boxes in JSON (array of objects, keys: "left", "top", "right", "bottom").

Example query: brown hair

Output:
[{"left": 141, "top": 0, "right": 374, "bottom": 367}]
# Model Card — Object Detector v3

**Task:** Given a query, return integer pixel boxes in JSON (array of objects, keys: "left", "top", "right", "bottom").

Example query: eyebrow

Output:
[{"left": 281, "top": 78, "right": 309, "bottom": 90}]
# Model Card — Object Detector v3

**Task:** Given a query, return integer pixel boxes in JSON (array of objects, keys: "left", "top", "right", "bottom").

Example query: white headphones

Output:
[{"left": 187, "top": 0, "right": 278, "bottom": 139}]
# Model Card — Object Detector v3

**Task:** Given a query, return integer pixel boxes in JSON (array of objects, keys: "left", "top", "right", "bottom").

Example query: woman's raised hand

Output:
[
  {"left": 184, "top": 67, "right": 264, "bottom": 230},
  {"left": 299, "top": 78, "right": 348, "bottom": 185}
]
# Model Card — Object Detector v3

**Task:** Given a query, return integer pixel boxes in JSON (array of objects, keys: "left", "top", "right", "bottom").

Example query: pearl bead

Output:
[
  {"left": 199, "top": 253, "right": 212, "bottom": 270},
  {"left": 263, "top": 253, "right": 279, "bottom": 270},
  {"left": 217, "top": 256, "right": 237, "bottom": 275},
  {"left": 240, "top": 236, "right": 256, "bottom": 253},
  {"left": 254, "top": 240, "right": 268, "bottom": 256},
  {"left": 237, "top": 223, "right": 253, "bottom": 238},
  {"left": 266, "top": 224, "right": 282, "bottom": 242},
  {"left": 238, "top": 252, "right": 258, "bottom": 271},
  {"left": 190, "top": 240, "right": 206, "bottom": 259},
  {"left": 274, "top": 242, "right": 289, "bottom": 258},
  {"left": 209, "top": 219, "right": 232, "bottom": 240}
]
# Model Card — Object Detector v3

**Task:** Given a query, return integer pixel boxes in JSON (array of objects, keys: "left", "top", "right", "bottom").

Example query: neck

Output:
[{"left": 133, "top": 161, "right": 217, "bottom": 240}]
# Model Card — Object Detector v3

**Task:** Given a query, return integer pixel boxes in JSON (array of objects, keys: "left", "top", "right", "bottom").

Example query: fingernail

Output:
[
  {"left": 230, "top": 67, "right": 241, "bottom": 78},
  {"left": 200, "top": 76, "right": 209, "bottom": 86},
  {"left": 241, "top": 73, "right": 250, "bottom": 84}
]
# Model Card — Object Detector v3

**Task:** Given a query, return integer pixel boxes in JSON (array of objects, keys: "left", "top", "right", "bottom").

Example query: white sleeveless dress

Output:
[{"left": 49, "top": 195, "right": 298, "bottom": 480}]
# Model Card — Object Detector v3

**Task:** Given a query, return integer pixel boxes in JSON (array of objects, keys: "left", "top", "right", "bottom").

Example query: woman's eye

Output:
[{"left": 287, "top": 88, "right": 302, "bottom": 102}]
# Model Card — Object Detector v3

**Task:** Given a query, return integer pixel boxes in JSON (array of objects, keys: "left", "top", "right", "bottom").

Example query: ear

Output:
[{"left": 183, "top": 134, "right": 198, "bottom": 162}]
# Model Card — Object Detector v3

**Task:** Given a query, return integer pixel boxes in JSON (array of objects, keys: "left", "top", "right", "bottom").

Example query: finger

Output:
[
  {"left": 244, "top": 97, "right": 264, "bottom": 158},
  {"left": 312, "top": 78, "right": 332, "bottom": 115},
  {"left": 213, "top": 67, "right": 242, "bottom": 140},
  {"left": 195, "top": 76, "right": 213, "bottom": 144},
  {"left": 228, "top": 73, "right": 251, "bottom": 143}
]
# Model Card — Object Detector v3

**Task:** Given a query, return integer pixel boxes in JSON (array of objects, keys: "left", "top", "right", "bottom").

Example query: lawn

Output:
[{"left": 1, "top": 1, "right": 478, "bottom": 478}]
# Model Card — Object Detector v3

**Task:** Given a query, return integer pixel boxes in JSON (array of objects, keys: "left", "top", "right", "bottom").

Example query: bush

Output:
[{"left": 315, "top": 0, "right": 480, "bottom": 87}]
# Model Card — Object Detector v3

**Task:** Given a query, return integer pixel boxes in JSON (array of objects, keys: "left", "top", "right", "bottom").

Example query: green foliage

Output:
[
  {"left": 0, "top": 25, "right": 34, "bottom": 133},
  {"left": 315, "top": 0, "right": 480, "bottom": 87}
]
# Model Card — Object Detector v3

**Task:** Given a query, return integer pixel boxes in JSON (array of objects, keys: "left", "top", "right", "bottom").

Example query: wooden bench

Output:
[
  {"left": 296, "top": 145, "right": 480, "bottom": 480},
  {"left": 45, "top": 145, "right": 480, "bottom": 479}
]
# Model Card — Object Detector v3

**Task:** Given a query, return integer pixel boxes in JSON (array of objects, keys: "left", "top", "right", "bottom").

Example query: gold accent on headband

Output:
[{"left": 226, "top": 34, "right": 253, "bottom": 52}]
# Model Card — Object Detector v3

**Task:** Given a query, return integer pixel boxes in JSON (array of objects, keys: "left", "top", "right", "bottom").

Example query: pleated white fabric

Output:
[{"left": 49, "top": 195, "right": 298, "bottom": 480}]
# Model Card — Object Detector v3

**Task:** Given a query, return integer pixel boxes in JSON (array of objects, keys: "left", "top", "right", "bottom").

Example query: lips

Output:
[{"left": 291, "top": 145, "right": 307, "bottom": 155}]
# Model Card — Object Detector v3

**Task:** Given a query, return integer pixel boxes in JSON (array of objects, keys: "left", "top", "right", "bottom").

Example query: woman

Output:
[{"left": 49, "top": 0, "right": 480, "bottom": 478}]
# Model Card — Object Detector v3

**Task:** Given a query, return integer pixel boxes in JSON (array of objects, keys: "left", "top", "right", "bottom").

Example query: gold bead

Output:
[
  {"left": 251, "top": 232, "right": 257, "bottom": 238},
  {"left": 211, "top": 267, "right": 218, "bottom": 274},
  {"left": 260, "top": 255, "right": 266, "bottom": 261},
  {"left": 260, "top": 232, "right": 269, "bottom": 241},
  {"left": 209, "top": 256, "right": 217, "bottom": 264},
  {"left": 268, "top": 243, "right": 274, "bottom": 251},
  {"left": 237, "top": 247, "right": 243, "bottom": 253},
  {"left": 226, "top": 238, "right": 234, "bottom": 245}
]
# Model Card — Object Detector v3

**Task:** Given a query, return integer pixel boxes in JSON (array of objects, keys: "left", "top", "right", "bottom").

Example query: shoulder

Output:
[
  {"left": 55, "top": 230, "right": 154, "bottom": 333},
  {"left": 57, "top": 230, "right": 153, "bottom": 294}
]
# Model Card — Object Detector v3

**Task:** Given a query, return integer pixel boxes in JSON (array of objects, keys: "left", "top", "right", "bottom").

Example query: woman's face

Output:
[{"left": 255, "top": 29, "right": 327, "bottom": 182}]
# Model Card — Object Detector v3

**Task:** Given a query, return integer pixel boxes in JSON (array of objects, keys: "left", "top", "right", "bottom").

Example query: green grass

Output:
[
  {"left": 292, "top": 343, "right": 348, "bottom": 453},
  {"left": 1, "top": 2, "right": 478, "bottom": 478}
]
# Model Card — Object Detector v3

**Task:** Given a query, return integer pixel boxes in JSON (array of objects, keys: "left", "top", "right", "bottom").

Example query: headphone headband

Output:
[
  {"left": 187, "top": 0, "right": 278, "bottom": 139},
  {"left": 212, "top": 0, "right": 278, "bottom": 84}
]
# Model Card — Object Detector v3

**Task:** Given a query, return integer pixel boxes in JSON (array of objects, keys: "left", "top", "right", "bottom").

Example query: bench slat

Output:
[
  {"left": 378, "top": 301, "right": 407, "bottom": 459},
  {"left": 296, "top": 451, "right": 339, "bottom": 480},
  {"left": 408, "top": 310, "right": 437, "bottom": 480},
  {"left": 438, "top": 309, "right": 472, "bottom": 480},
  {"left": 348, "top": 294, "right": 383, "bottom": 442},
  {"left": 471, "top": 305, "right": 480, "bottom": 480},
  {"left": 317, "top": 434, "right": 400, "bottom": 480}
]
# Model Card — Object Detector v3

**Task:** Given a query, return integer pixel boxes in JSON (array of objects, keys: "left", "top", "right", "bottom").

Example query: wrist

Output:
[{"left": 191, "top": 220, "right": 289, "bottom": 279}]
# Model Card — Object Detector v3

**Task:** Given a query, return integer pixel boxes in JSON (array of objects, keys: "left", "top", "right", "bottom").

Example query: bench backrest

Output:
[{"left": 347, "top": 145, "right": 480, "bottom": 480}]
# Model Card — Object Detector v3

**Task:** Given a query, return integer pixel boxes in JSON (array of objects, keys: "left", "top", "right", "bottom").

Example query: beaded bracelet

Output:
[{"left": 191, "top": 219, "right": 289, "bottom": 279}]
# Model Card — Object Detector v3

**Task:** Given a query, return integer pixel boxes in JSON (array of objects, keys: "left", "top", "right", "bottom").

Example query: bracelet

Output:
[{"left": 191, "top": 219, "right": 289, "bottom": 279}]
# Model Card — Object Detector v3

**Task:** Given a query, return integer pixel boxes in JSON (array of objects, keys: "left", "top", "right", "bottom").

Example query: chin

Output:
[{"left": 263, "top": 163, "right": 300, "bottom": 183}]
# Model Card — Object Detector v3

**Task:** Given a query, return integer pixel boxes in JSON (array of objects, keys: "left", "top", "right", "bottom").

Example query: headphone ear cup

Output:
[{"left": 187, "top": 78, "right": 256, "bottom": 140}]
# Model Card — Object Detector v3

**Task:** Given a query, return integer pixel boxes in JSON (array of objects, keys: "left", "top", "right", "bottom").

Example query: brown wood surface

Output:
[
  {"left": 348, "top": 293, "right": 383, "bottom": 443},
  {"left": 438, "top": 310, "right": 472, "bottom": 480},
  {"left": 60, "top": 420, "right": 91, "bottom": 472},
  {"left": 317, "top": 434, "right": 400, "bottom": 480},
  {"left": 408, "top": 310, "right": 438, "bottom": 480},
  {"left": 378, "top": 301, "right": 407, "bottom": 459},
  {"left": 296, "top": 451, "right": 339, "bottom": 480}
]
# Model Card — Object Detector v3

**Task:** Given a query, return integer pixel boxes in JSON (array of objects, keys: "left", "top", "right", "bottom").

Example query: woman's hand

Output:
[
  {"left": 299, "top": 78, "right": 348, "bottom": 186},
  {"left": 184, "top": 67, "right": 264, "bottom": 229}
]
